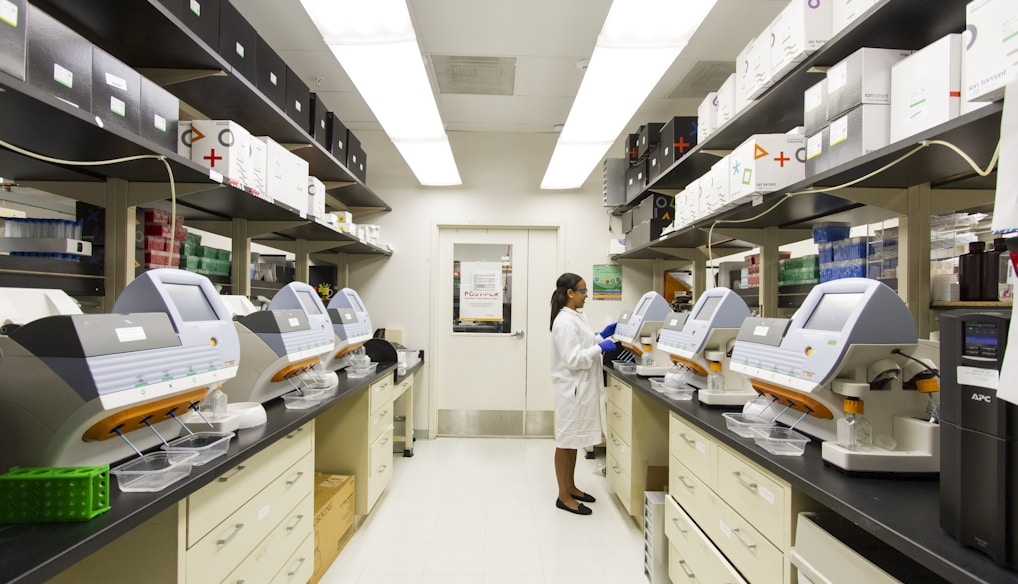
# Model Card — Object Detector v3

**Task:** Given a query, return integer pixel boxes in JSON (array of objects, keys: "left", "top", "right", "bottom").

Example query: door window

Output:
[{"left": 452, "top": 243, "right": 512, "bottom": 333}]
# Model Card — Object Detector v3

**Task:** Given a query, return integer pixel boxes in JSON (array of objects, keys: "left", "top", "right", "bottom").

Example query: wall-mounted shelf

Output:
[{"left": 931, "top": 301, "right": 1013, "bottom": 308}]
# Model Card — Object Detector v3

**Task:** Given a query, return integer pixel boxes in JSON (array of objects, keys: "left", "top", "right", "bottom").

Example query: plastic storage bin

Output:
[
  {"left": 0, "top": 466, "right": 111, "bottom": 523},
  {"left": 110, "top": 451, "right": 199, "bottom": 492},
  {"left": 613, "top": 361, "right": 637, "bottom": 374},
  {"left": 347, "top": 362, "right": 379, "bottom": 378},
  {"left": 722, "top": 412, "right": 775, "bottom": 438},
  {"left": 161, "top": 431, "right": 235, "bottom": 466},
  {"left": 751, "top": 426, "right": 810, "bottom": 456},
  {"left": 282, "top": 390, "right": 326, "bottom": 409}
]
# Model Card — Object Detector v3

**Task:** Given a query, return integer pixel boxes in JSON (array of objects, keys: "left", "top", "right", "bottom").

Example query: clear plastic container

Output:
[
  {"left": 161, "top": 431, "right": 235, "bottom": 466},
  {"left": 347, "top": 362, "right": 379, "bottom": 379},
  {"left": 661, "top": 386, "right": 695, "bottom": 400},
  {"left": 110, "top": 451, "right": 199, "bottom": 492},
  {"left": 751, "top": 426, "right": 809, "bottom": 456},
  {"left": 649, "top": 378, "right": 668, "bottom": 393},
  {"left": 282, "top": 390, "right": 326, "bottom": 409},
  {"left": 722, "top": 412, "right": 774, "bottom": 438},
  {"left": 613, "top": 361, "right": 637, "bottom": 375}
]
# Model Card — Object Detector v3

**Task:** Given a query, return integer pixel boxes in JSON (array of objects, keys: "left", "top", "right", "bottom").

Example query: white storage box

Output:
[
  {"left": 890, "top": 34, "right": 962, "bottom": 143},
  {"left": 248, "top": 134, "right": 267, "bottom": 196},
  {"left": 705, "top": 155, "right": 731, "bottom": 215},
  {"left": 307, "top": 176, "right": 326, "bottom": 218},
  {"left": 737, "top": 33, "right": 773, "bottom": 102},
  {"left": 804, "top": 78, "right": 828, "bottom": 136},
  {"left": 729, "top": 134, "right": 805, "bottom": 203},
  {"left": 826, "top": 47, "right": 912, "bottom": 120},
  {"left": 965, "top": 0, "right": 1018, "bottom": 102},
  {"left": 806, "top": 126, "right": 829, "bottom": 177},
  {"left": 177, "top": 120, "right": 192, "bottom": 159},
  {"left": 677, "top": 180, "right": 701, "bottom": 226},
  {"left": 285, "top": 152, "right": 310, "bottom": 216},
  {"left": 697, "top": 91, "right": 718, "bottom": 142},
  {"left": 961, "top": 28, "right": 994, "bottom": 115},
  {"left": 832, "top": 0, "right": 876, "bottom": 35},
  {"left": 827, "top": 104, "right": 890, "bottom": 169},
  {"left": 257, "top": 136, "right": 309, "bottom": 216},
  {"left": 770, "top": 0, "right": 833, "bottom": 80},
  {"left": 191, "top": 120, "right": 253, "bottom": 186},
  {"left": 715, "top": 74, "right": 737, "bottom": 128}
]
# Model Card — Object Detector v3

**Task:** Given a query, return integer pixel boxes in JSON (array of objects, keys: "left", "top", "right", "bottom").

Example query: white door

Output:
[{"left": 434, "top": 227, "right": 557, "bottom": 437}]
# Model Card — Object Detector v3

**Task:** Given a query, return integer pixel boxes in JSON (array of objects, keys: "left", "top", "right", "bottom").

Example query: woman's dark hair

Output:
[{"left": 550, "top": 272, "right": 583, "bottom": 330}]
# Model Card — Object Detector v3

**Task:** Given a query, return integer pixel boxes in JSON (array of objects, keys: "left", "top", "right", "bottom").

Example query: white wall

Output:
[{"left": 344, "top": 130, "right": 653, "bottom": 435}]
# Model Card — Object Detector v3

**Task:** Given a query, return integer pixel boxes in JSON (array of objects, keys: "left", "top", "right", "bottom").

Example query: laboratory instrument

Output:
[
  {"left": 612, "top": 291, "right": 672, "bottom": 375},
  {"left": 729, "top": 278, "right": 941, "bottom": 473},
  {"left": 264, "top": 282, "right": 338, "bottom": 391},
  {"left": 0, "top": 269, "right": 240, "bottom": 470},
  {"left": 320, "top": 287, "right": 374, "bottom": 372},
  {"left": 656, "top": 287, "right": 756, "bottom": 406}
]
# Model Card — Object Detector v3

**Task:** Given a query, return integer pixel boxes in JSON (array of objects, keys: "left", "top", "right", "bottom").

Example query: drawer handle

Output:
[
  {"left": 612, "top": 436, "right": 621, "bottom": 447},
  {"left": 286, "top": 426, "right": 304, "bottom": 439},
  {"left": 377, "top": 464, "right": 388, "bottom": 473},
  {"left": 379, "top": 409, "right": 389, "bottom": 419},
  {"left": 677, "top": 475, "right": 695, "bottom": 492},
  {"left": 285, "top": 471, "right": 305, "bottom": 486},
  {"left": 381, "top": 437, "right": 390, "bottom": 445},
  {"left": 217, "top": 523, "right": 244, "bottom": 546},
  {"left": 286, "top": 514, "right": 304, "bottom": 532},
  {"left": 678, "top": 433, "right": 696, "bottom": 447},
  {"left": 612, "top": 465, "right": 622, "bottom": 475},
  {"left": 732, "top": 528, "right": 757, "bottom": 550},
  {"left": 678, "top": 560, "right": 695, "bottom": 579},
  {"left": 613, "top": 411, "right": 621, "bottom": 419},
  {"left": 731, "top": 471, "right": 758, "bottom": 493},
  {"left": 671, "top": 517, "right": 688, "bottom": 535},
  {"left": 287, "top": 557, "right": 306, "bottom": 577},
  {"left": 218, "top": 465, "right": 246, "bottom": 482}
]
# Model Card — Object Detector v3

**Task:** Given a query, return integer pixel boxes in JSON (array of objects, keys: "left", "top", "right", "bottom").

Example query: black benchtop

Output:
[
  {"left": 606, "top": 368, "right": 1016, "bottom": 584},
  {"left": 0, "top": 361, "right": 422, "bottom": 584}
]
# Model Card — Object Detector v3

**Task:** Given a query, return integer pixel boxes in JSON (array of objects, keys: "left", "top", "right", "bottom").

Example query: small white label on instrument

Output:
[{"left": 116, "top": 326, "right": 146, "bottom": 342}]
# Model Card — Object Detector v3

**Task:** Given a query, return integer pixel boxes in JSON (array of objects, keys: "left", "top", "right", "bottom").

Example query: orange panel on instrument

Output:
[
  {"left": 667, "top": 355, "right": 708, "bottom": 377},
  {"left": 82, "top": 387, "right": 209, "bottom": 442},
  {"left": 335, "top": 343, "right": 364, "bottom": 359},
  {"left": 750, "top": 379, "right": 834, "bottom": 419},
  {"left": 620, "top": 341, "right": 644, "bottom": 356},
  {"left": 271, "top": 356, "right": 321, "bottom": 382}
]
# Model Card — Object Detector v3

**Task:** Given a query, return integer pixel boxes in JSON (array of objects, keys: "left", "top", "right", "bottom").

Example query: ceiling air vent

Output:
[
  {"left": 668, "top": 61, "right": 736, "bottom": 99},
  {"left": 432, "top": 55, "right": 516, "bottom": 96}
]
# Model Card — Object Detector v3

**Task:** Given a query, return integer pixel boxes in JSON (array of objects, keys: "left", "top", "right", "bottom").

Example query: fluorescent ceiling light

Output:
[
  {"left": 299, "top": 0, "right": 461, "bottom": 186},
  {"left": 541, "top": 0, "right": 717, "bottom": 190}
]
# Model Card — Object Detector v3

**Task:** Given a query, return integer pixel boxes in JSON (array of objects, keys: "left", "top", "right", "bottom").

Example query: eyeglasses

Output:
[{"left": 572, "top": 288, "right": 588, "bottom": 294}]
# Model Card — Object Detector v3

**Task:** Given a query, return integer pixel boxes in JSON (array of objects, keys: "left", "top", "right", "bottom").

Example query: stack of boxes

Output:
[
  {"left": 623, "top": 194, "right": 675, "bottom": 251},
  {"left": 814, "top": 222, "right": 872, "bottom": 282},
  {"left": 779, "top": 255, "right": 820, "bottom": 286},
  {"left": 740, "top": 252, "right": 792, "bottom": 289},
  {"left": 648, "top": 117, "right": 698, "bottom": 182},
  {"left": 868, "top": 227, "right": 898, "bottom": 280},
  {"left": 138, "top": 209, "right": 185, "bottom": 269}
]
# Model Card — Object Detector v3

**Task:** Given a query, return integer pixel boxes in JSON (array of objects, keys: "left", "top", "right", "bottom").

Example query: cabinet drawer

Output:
[
  {"left": 606, "top": 427, "right": 632, "bottom": 475},
  {"left": 188, "top": 422, "right": 313, "bottom": 546},
  {"left": 667, "top": 496, "right": 749, "bottom": 584},
  {"left": 669, "top": 413, "right": 716, "bottom": 488},
  {"left": 606, "top": 449, "right": 632, "bottom": 516},
  {"left": 717, "top": 446, "right": 789, "bottom": 549},
  {"left": 606, "top": 399, "right": 632, "bottom": 446},
  {"left": 218, "top": 493, "right": 313, "bottom": 584},
  {"left": 669, "top": 456, "right": 712, "bottom": 531},
  {"left": 668, "top": 541, "right": 703, "bottom": 584},
  {"left": 369, "top": 398, "right": 394, "bottom": 443},
  {"left": 366, "top": 427, "right": 394, "bottom": 512},
  {"left": 188, "top": 453, "right": 314, "bottom": 584},
  {"left": 395, "top": 375, "right": 413, "bottom": 397},
  {"left": 606, "top": 374, "right": 631, "bottom": 414},
  {"left": 270, "top": 533, "right": 314, "bottom": 584},
  {"left": 369, "top": 376, "right": 393, "bottom": 414},
  {"left": 707, "top": 495, "right": 784, "bottom": 584}
]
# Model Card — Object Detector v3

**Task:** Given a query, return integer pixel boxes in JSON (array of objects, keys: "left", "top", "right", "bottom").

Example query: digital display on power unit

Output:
[{"left": 964, "top": 322, "right": 999, "bottom": 358}]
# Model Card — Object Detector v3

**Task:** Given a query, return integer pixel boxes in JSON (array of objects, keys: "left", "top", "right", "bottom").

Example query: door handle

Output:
[{"left": 511, "top": 330, "right": 525, "bottom": 338}]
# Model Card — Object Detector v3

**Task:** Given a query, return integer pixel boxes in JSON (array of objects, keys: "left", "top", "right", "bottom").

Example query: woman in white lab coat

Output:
[{"left": 549, "top": 272, "right": 616, "bottom": 515}]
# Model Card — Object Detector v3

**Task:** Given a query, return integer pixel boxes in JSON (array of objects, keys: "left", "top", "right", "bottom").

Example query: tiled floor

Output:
[{"left": 318, "top": 437, "right": 649, "bottom": 584}]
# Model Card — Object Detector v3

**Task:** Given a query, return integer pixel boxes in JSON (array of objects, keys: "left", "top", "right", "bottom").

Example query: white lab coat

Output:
[{"left": 550, "top": 307, "right": 605, "bottom": 448}]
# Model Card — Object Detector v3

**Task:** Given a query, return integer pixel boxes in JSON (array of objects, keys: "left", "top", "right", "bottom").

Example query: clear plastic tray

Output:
[
  {"left": 612, "top": 361, "right": 636, "bottom": 374},
  {"left": 162, "top": 431, "right": 235, "bottom": 466},
  {"left": 751, "top": 426, "right": 809, "bottom": 456},
  {"left": 282, "top": 390, "right": 325, "bottom": 409},
  {"left": 347, "top": 362, "right": 379, "bottom": 379},
  {"left": 661, "top": 386, "right": 695, "bottom": 400},
  {"left": 722, "top": 412, "right": 775, "bottom": 438},
  {"left": 649, "top": 378, "right": 667, "bottom": 393},
  {"left": 110, "top": 451, "right": 198, "bottom": 492}
]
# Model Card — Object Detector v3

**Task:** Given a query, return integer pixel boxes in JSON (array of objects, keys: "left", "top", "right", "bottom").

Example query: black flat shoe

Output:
[
  {"left": 571, "top": 491, "right": 596, "bottom": 503},
  {"left": 556, "top": 498, "right": 592, "bottom": 515}
]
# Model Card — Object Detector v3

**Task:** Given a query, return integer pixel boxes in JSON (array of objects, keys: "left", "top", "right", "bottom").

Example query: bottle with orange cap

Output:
[
  {"left": 706, "top": 359, "right": 724, "bottom": 393},
  {"left": 837, "top": 397, "right": 872, "bottom": 451}
]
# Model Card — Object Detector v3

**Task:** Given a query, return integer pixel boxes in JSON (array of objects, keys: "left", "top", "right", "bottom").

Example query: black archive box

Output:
[
  {"left": 139, "top": 77, "right": 179, "bottom": 151},
  {"left": 327, "top": 112, "right": 349, "bottom": 165},
  {"left": 27, "top": 5, "right": 91, "bottom": 112},
  {"left": 637, "top": 122, "right": 663, "bottom": 158},
  {"left": 625, "top": 133, "right": 639, "bottom": 166},
  {"left": 218, "top": 0, "right": 256, "bottom": 82},
  {"left": 634, "top": 192, "right": 675, "bottom": 224},
  {"left": 309, "top": 93, "right": 330, "bottom": 149},
  {"left": 0, "top": 0, "right": 26, "bottom": 81},
  {"left": 659, "top": 116, "right": 698, "bottom": 166},
  {"left": 255, "top": 38, "right": 286, "bottom": 110},
  {"left": 625, "top": 158, "right": 648, "bottom": 202},
  {"left": 647, "top": 146, "right": 662, "bottom": 181},
  {"left": 178, "top": 0, "right": 220, "bottom": 51},
  {"left": 91, "top": 47, "right": 140, "bottom": 135},
  {"left": 285, "top": 66, "right": 309, "bottom": 131},
  {"left": 348, "top": 138, "right": 367, "bottom": 182}
]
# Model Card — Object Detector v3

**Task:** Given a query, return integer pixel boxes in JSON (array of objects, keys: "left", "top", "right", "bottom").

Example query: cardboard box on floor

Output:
[{"left": 310, "top": 473, "right": 355, "bottom": 584}]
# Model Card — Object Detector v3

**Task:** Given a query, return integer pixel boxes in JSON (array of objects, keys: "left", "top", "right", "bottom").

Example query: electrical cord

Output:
[
  {"left": 0, "top": 139, "right": 178, "bottom": 259},
  {"left": 891, "top": 348, "right": 941, "bottom": 378}
]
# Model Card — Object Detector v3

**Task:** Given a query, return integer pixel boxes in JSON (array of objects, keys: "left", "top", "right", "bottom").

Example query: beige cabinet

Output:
[
  {"left": 668, "top": 412, "right": 818, "bottom": 584},
  {"left": 48, "top": 422, "right": 316, "bottom": 584},
  {"left": 316, "top": 375, "right": 396, "bottom": 516},
  {"left": 605, "top": 374, "right": 669, "bottom": 519}
]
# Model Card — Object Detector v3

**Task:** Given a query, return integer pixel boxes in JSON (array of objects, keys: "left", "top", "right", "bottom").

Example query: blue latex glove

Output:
[
  {"left": 600, "top": 323, "right": 617, "bottom": 338},
  {"left": 599, "top": 339, "right": 617, "bottom": 353}
]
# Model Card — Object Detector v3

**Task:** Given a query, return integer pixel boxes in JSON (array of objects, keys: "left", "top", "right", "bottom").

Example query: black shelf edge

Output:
[{"left": 0, "top": 256, "right": 104, "bottom": 296}]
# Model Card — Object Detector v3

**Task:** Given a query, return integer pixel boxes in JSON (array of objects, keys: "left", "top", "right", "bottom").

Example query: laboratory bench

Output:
[
  {"left": 605, "top": 368, "right": 1016, "bottom": 584},
  {"left": 0, "top": 359, "right": 422, "bottom": 584}
]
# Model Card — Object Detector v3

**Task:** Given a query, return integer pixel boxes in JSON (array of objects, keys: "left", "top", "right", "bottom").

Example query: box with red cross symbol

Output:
[
  {"left": 729, "top": 133, "right": 805, "bottom": 204},
  {"left": 190, "top": 120, "right": 253, "bottom": 187},
  {"left": 658, "top": 116, "right": 699, "bottom": 168}
]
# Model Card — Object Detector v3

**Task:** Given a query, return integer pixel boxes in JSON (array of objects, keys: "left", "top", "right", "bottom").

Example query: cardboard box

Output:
[
  {"left": 218, "top": 0, "right": 256, "bottom": 81},
  {"left": 255, "top": 37, "right": 287, "bottom": 110},
  {"left": 27, "top": 5, "right": 92, "bottom": 112},
  {"left": 770, "top": 0, "right": 833, "bottom": 80},
  {"left": 309, "top": 93, "right": 330, "bottom": 149},
  {"left": 659, "top": 116, "right": 698, "bottom": 166},
  {"left": 191, "top": 120, "right": 252, "bottom": 185},
  {"left": 890, "top": 34, "right": 961, "bottom": 143},
  {"left": 177, "top": 120, "right": 193, "bottom": 158},
  {"left": 715, "top": 74, "right": 737, "bottom": 128},
  {"left": 806, "top": 126, "right": 830, "bottom": 177},
  {"left": 307, "top": 176, "right": 326, "bottom": 218},
  {"left": 91, "top": 47, "right": 140, "bottom": 135},
  {"left": 327, "top": 112, "right": 349, "bottom": 164},
  {"left": 178, "top": 0, "right": 220, "bottom": 50},
  {"left": 637, "top": 122, "right": 663, "bottom": 158},
  {"left": 729, "top": 134, "right": 805, "bottom": 203},
  {"left": 965, "top": 0, "right": 1018, "bottom": 102},
  {"left": 737, "top": 32, "right": 773, "bottom": 102},
  {"left": 832, "top": 0, "right": 876, "bottom": 35},
  {"left": 285, "top": 66, "right": 310, "bottom": 133},
  {"left": 697, "top": 92, "right": 718, "bottom": 143},
  {"left": 140, "top": 77, "right": 179, "bottom": 151},
  {"left": 803, "top": 78, "right": 827, "bottom": 136},
  {"left": 310, "top": 474, "right": 355, "bottom": 584},
  {"left": 0, "top": 0, "right": 26, "bottom": 81},
  {"left": 960, "top": 28, "right": 994, "bottom": 116},
  {"left": 827, "top": 104, "right": 890, "bottom": 169},
  {"left": 826, "top": 47, "right": 912, "bottom": 120}
]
